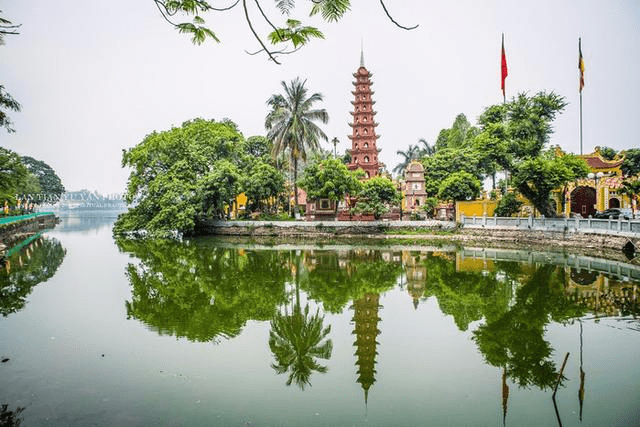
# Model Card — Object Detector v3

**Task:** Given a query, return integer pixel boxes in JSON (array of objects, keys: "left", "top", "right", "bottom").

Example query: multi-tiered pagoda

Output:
[{"left": 347, "top": 51, "right": 381, "bottom": 179}]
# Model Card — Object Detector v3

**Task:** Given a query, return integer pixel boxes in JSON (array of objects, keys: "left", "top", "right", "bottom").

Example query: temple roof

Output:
[{"left": 582, "top": 155, "right": 623, "bottom": 169}]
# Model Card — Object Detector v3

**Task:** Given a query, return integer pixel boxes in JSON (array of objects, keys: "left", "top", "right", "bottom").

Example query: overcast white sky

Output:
[{"left": 2, "top": 1, "right": 639, "bottom": 194}]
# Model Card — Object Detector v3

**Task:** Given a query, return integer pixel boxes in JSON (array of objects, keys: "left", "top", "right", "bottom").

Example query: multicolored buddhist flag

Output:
[
  {"left": 579, "top": 38, "right": 585, "bottom": 92},
  {"left": 501, "top": 33, "right": 508, "bottom": 100}
]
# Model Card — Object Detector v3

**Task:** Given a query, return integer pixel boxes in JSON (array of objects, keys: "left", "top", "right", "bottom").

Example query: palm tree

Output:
[
  {"left": 265, "top": 78, "right": 329, "bottom": 217},
  {"left": 393, "top": 139, "right": 435, "bottom": 177},
  {"left": 268, "top": 253, "right": 332, "bottom": 389}
]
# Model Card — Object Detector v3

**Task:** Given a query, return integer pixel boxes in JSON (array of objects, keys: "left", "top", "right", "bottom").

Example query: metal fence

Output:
[
  {"left": 0, "top": 212, "right": 55, "bottom": 226},
  {"left": 460, "top": 214, "right": 640, "bottom": 236}
]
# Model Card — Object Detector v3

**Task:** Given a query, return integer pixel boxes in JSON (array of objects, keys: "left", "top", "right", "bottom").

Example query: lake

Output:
[{"left": 1, "top": 213, "right": 639, "bottom": 426}]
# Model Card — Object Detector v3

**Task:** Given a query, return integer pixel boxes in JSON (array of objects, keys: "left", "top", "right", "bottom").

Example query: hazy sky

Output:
[{"left": 2, "top": 1, "right": 639, "bottom": 194}]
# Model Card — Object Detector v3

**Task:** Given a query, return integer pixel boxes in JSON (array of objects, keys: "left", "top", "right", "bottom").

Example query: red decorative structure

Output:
[{"left": 347, "top": 50, "right": 381, "bottom": 179}]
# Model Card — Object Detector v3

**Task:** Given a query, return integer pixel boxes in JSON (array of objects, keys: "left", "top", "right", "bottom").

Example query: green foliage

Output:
[
  {"left": 438, "top": 170, "right": 481, "bottom": 202},
  {"left": 599, "top": 146, "right": 618, "bottom": 161},
  {"left": 0, "top": 85, "right": 21, "bottom": 134},
  {"left": 300, "top": 249, "right": 401, "bottom": 313},
  {"left": 116, "top": 239, "right": 290, "bottom": 342},
  {"left": 434, "top": 113, "right": 479, "bottom": 151},
  {"left": 355, "top": 176, "right": 401, "bottom": 219},
  {"left": 20, "top": 156, "right": 65, "bottom": 197},
  {"left": 421, "top": 196, "right": 439, "bottom": 218},
  {"left": 268, "top": 19, "right": 324, "bottom": 48},
  {"left": 473, "top": 265, "right": 585, "bottom": 389},
  {"left": 422, "top": 146, "right": 483, "bottom": 196},
  {"left": 0, "top": 147, "right": 30, "bottom": 204},
  {"left": 393, "top": 138, "right": 435, "bottom": 176},
  {"left": 115, "top": 118, "right": 246, "bottom": 236},
  {"left": 244, "top": 162, "right": 285, "bottom": 214},
  {"left": 621, "top": 148, "right": 640, "bottom": 177},
  {"left": 266, "top": 77, "right": 328, "bottom": 216},
  {"left": 153, "top": 0, "right": 416, "bottom": 63},
  {"left": 269, "top": 303, "right": 332, "bottom": 389},
  {"left": 298, "top": 158, "right": 362, "bottom": 207},
  {"left": 0, "top": 236, "right": 66, "bottom": 317},
  {"left": 475, "top": 92, "right": 588, "bottom": 217},
  {"left": 494, "top": 191, "right": 523, "bottom": 217}
]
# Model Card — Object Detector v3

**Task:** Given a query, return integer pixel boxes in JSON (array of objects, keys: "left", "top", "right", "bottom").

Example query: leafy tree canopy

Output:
[
  {"left": 422, "top": 146, "right": 482, "bottom": 196},
  {"left": 475, "top": 92, "right": 589, "bottom": 217},
  {"left": 21, "top": 156, "right": 65, "bottom": 197},
  {"left": 493, "top": 191, "right": 523, "bottom": 217},
  {"left": 438, "top": 170, "right": 481, "bottom": 202},
  {"left": 354, "top": 176, "right": 401, "bottom": 219},
  {"left": 621, "top": 148, "right": 640, "bottom": 177},
  {"left": 153, "top": 0, "right": 417, "bottom": 63},
  {"left": 0, "top": 147, "right": 30, "bottom": 203},
  {"left": 298, "top": 157, "right": 362, "bottom": 209},
  {"left": 599, "top": 146, "right": 618, "bottom": 161},
  {"left": 115, "top": 118, "right": 247, "bottom": 236}
]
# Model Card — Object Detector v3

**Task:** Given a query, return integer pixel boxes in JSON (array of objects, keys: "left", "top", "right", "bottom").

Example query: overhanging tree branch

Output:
[{"left": 379, "top": 0, "right": 418, "bottom": 30}]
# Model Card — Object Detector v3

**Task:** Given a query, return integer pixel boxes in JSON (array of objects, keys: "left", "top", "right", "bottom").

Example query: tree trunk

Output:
[
  {"left": 517, "top": 182, "right": 558, "bottom": 218},
  {"left": 292, "top": 156, "right": 299, "bottom": 218}
]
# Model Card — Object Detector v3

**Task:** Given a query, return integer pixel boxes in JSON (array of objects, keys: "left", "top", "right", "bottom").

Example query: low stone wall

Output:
[
  {"left": 196, "top": 219, "right": 639, "bottom": 260},
  {"left": 196, "top": 219, "right": 456, "bottom": 237},
  {"left": 0, "top": 214, "right": 58, "bottom": 254}
]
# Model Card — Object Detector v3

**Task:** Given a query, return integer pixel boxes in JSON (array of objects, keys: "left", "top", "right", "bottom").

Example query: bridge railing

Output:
[{"left": 460, "top": 214, "right": 640, "bottom": 236}]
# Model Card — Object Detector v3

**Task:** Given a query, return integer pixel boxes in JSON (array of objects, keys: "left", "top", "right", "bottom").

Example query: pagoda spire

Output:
[
  {"left": 360, "top": 40, "right": 365, "bottom": 68},
  {"left": 347, "top": 50, "right": 381, "bottom": 179}
]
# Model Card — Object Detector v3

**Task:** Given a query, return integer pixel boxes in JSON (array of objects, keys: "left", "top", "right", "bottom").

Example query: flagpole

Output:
[
  {"left": 580, "top": 88, "right": 583, "bottom": 155},
  {"left": 579, "top": 37, "right": 584, "bottom": 155}
]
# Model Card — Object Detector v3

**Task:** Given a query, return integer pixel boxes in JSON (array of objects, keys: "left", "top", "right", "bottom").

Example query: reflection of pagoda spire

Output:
[
  {"left": 351, "top": 292, "right": 381, "bottom": 406},
  {"left": 404, "top": 252, "right": 426, "bottom": 309},
  {"left": 502, "top": 367, "right": 509, "bottom": 426}
]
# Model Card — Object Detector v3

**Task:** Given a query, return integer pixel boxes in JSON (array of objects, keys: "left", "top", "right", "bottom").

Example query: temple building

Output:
[
  {"left": 562, "top": 147, "right": 632, "bottom": 217},
  {"left": 402, "top": 161, "right": 427, "bottom": 214},
  {"left": 347, "top": 50, "right": 383, "bottom": 179}
]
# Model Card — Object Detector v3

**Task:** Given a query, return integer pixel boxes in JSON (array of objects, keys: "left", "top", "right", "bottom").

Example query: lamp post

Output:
[{"left": 587, "top": 171, "right": 605, "bottom": 212}]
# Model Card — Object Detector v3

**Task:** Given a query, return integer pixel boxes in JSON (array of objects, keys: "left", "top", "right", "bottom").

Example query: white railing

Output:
[{"left": 460, "top": 214, "right": 640, "bottom": 236}]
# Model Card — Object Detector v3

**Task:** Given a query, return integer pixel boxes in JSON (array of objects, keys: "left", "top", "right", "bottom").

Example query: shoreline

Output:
[{"left": 195, "top": 220, "right": 640, "bottom": 265}]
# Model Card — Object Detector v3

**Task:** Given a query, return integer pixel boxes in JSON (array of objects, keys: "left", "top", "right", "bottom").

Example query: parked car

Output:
[{"left": 593, "top": 208, "right": 631, "bottom": 220}]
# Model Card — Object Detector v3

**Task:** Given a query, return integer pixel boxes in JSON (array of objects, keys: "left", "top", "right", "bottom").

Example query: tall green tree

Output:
[
  {"left": 20, "top": 156, "right": 66, "bottom": 198},
  {"left": 422, "top": 146, "right": 483, "bottom": 196},
  {"left": 115, "top": 118, "right": 245, "bottom": 236},
  {"left": 0, "top": 147, "right": 29, "bottom": 204},
  {"left": 265, "top": 77, "right": 329, "bottom": 217},
  {"left": 354, "top": 176, "right": 401, "bottom": 219},
  {"left": 298, "top": 158, "right": 363, "bottom": 213},
  {"left": 475, "top": 92, "right": 589, "bottom": 217},
  {"left": 438, "top": 170, "right": 481, "bottom": 203},
  {"left": 621, "top": 148, "right": 640, "bottom": 177},
  {"left": 244, "top": 162, "right": 285, "bottom": 214}
]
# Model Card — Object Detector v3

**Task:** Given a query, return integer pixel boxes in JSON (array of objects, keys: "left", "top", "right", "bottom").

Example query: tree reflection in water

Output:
[
  {"left": 115, "top": 238, "right": 637, "bottom": 412},
  {"left": 0, "top": 236, "right": 66, "bottom": 317},
  {"left": 0, "top": 404, "right": 25, "bottom": 427},
  {"left": 116, "top": 238, "right": 290, "bottom": 342},
  {"left": 269, "top": 252, "right": 333, "bottom": 389}
]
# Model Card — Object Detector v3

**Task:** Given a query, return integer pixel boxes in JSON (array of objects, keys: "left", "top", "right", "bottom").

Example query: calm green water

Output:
[{"left": 1, "top": 214, "right": 639, "bottom": 426}]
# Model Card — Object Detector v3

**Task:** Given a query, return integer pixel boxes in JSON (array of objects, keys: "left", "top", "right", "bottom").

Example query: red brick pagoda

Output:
[{"left": 347, "top": 50, "right": 381, "bottom": 179}]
